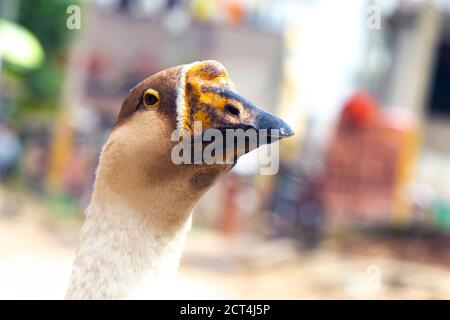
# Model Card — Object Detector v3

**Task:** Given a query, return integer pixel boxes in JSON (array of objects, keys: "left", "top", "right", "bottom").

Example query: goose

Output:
[{"left": 65, "top": 60, "right": 294, "bottom": 299}]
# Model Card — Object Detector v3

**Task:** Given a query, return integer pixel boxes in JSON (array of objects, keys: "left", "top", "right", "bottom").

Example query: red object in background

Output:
[
  {"left": 324, "top": 91, "right": 419, "bottom": 225},
  {"left": 341, "top": 91, "right": 378, "bottom": 127}
]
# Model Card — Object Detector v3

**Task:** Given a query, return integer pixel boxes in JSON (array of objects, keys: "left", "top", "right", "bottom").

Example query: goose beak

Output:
[
  {"left": 243, "top": 103, "right": 294, "bottom": 139},
  {"left": 221, "top": 88, "right": 294, "bottom": 140},
  {"left": 181, "top": 60, "right": 294, "bottom": 143}
]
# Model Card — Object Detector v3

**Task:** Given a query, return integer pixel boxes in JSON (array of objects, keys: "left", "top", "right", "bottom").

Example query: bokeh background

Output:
[{"left": 1, "top": 0, "right": 450, "bottom": 299}]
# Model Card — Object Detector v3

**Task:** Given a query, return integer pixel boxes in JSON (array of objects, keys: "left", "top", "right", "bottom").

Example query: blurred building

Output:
[
  {"left": 0, "top": 0, "right": 448, "bottom": 237},
  {"left": 43, "top": 0, "right": 450, "bottom": 236}
]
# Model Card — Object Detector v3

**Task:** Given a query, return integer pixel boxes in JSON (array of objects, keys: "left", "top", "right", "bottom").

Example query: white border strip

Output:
[{"left": 176, "top": 61, "right": 201, "bottom": 130}]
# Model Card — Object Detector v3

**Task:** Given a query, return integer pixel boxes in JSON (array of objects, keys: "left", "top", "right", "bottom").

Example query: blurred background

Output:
[{"left": 1, "top": 0, "right": 450, "bottom": 299}]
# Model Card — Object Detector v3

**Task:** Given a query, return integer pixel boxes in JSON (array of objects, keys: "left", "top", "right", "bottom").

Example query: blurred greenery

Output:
[
  {"left": 4, "top": 0, "right": 80, "bottom": 118},
  {"left": 18, "top": 0, "right": 77, "bottom": 55},
  {"left": 0, "top": 19, "right": 44, "bottom": 69},
  {"left": 13, "top": 61, "right": 63, "bottom": 114}
]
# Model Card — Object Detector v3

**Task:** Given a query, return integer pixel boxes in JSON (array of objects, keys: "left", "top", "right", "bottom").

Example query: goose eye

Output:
[{"left": 143, "top": 89, "right": 160, "bottom": 108}]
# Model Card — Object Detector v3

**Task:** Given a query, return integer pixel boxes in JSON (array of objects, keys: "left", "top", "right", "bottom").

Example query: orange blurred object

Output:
[
  {"left": 341, "top": 91, "right": 378, "bottom": 127},
  {"left": 221, "top": 0, "right": 245, "bottom": 26}
]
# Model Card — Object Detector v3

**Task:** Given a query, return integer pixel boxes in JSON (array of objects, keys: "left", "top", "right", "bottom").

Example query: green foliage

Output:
[
  {"left": 12, "top": 0, "right": 80, "bottom": 117},
  {"left": 16, "top": 61, "right": 63, "bottom": 114},
  {"left": 18, "top": 0, "right": 78, "bottom": 56}
]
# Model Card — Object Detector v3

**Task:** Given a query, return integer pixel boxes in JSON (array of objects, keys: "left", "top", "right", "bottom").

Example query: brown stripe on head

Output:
[{"left": 114, "top": 65, "right": 183, "bottom": 129}]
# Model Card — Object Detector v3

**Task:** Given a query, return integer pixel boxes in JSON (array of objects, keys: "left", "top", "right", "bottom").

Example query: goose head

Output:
[{"left": 97, "top": 60, "right": 293, "bottom": 226}]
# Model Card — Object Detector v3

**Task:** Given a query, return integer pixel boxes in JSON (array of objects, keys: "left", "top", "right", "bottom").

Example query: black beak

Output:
[
  {"left": 222, "top": 88, "right": 294, "bottom": 140},
  {"left": 251, "top": 109, "right": 295, "bottom": 138}
]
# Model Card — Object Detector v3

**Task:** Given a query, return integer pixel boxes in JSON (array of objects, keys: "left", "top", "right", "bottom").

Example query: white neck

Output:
[{"left": 65, "top": 187, "right": 192, "bottom": 299}]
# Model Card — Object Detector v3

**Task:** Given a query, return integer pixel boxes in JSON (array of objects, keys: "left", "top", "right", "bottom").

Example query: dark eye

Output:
[
  {"left": 224, "top": 104, "right": 240, "bottom": 117},
  {"left": 143, "top": 89, "right": 160, "bottom": 109}
]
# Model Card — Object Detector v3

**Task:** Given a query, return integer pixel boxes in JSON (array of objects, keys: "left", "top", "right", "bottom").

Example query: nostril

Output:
[{"left": 224, "top": 104, "right": 240, "bottom": 117}]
